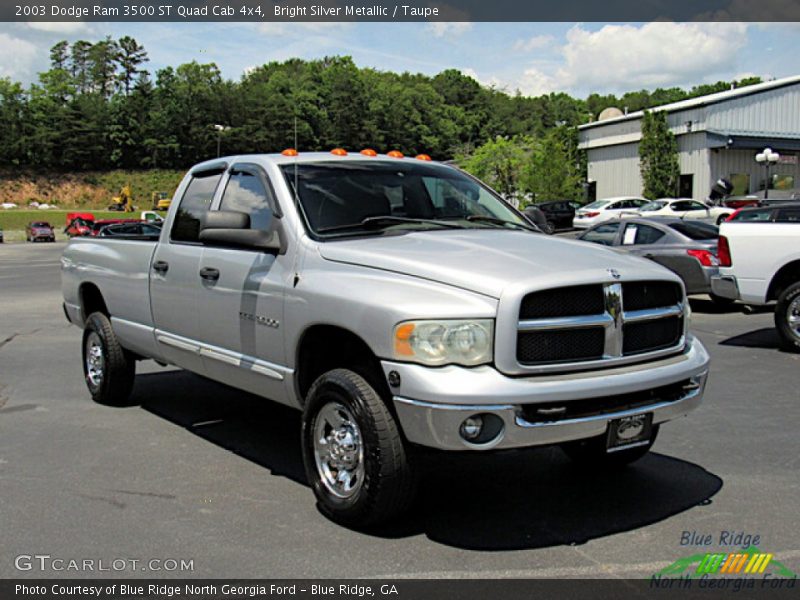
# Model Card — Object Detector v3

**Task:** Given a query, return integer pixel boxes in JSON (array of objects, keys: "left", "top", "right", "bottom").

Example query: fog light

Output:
[{"left": 460, "top": 416, "right": 484, "bottom": 441}]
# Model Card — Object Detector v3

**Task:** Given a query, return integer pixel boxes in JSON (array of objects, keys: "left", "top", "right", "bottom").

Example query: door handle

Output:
[
  {"left": 199, "top": 267, "right": 220, "bottom": 281},
  {"left": 153, "top": 260, "right": 169, "bottom": 273}
]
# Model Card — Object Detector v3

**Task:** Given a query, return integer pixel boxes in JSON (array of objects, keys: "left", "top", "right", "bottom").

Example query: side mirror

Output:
[{"left": 199, "top": 210, "right": 283, "bottom": 252}]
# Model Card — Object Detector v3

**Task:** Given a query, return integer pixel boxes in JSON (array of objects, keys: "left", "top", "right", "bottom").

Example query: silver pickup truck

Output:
[{"left": 62, "top": 152, "right": 710, "bottom": 526}]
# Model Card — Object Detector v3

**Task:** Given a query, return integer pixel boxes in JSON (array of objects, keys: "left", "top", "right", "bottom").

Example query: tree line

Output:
[{"left": 0, "top": 36, "right": 761, "bottom": 201}]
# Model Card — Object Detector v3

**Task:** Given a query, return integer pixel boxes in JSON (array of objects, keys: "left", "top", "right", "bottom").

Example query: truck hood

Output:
[{"left": 318, "top": 230, "right": 678, "bottom": 298}]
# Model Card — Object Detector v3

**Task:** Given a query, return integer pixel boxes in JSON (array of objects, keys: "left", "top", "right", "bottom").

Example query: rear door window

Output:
[
  {"left": 776, "top": 207, "right": 800, "bottom": 222},
  {"left": 622, "top": 223, "right": 665, "bottom": 245},
  {"left": 668, "top": 221, "right": 719, "bottom": 240},
  {"left": 171, "top": 173, "right": 223, "bottom": 243}
]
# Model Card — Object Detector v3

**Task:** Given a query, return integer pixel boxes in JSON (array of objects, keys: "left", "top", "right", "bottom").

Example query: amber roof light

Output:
[
  {"left": 331, "top": 148, "right": 348, "bottom": 156},
  {"left": 360, "top": 148, "right": 378, "bottom": 157},
  {"left": 281, "top": 148, "right": 298, "bottom": 156},
  {"left": 387, "top": 150, "right": 404, "bottom": 158}
]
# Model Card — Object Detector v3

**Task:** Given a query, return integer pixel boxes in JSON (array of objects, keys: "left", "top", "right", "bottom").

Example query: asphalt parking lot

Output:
[{"left": 0, "top": 241, "right": 798, "bottom": 579}]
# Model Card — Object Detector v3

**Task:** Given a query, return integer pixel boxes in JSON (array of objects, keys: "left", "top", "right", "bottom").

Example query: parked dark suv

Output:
[{"left": 536, "top": 200, "right": 581, "bottom": 231}]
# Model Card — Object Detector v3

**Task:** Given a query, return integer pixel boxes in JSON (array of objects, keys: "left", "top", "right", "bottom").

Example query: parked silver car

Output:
[{"left": 576, "top": 217, "right": 730, "bottom": 304}]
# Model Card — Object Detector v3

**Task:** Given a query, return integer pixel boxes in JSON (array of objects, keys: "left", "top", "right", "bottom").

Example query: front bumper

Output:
[
  {"left": 384, "top": 335, "right": 710, "bottom": 450},
  {"left": 710, "top": 275, "right": 739, "bottom": 300}
]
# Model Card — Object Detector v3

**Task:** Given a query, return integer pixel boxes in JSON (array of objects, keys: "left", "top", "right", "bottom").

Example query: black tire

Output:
[
  {"left": 543, "top": 220, "right": 556, "bottom": 235},
  {"left": 561, "top": 425, "right": 659, "bottom": 468},
  {"left": 775, "top": 281, "right": 800, "bottom": 353},
  {"left": 301, "top": 369, "right": 416, "bottom": 527},
  {"left": 82, "top": 312, "right": 136, "bottom": 406},
  {"left": 709, "top": 293, "right": 735, "bottom": 307}
]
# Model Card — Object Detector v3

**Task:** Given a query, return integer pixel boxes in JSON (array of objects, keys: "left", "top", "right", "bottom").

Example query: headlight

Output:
[{"left": 393, "top": 319, "right": 493, "bottom": 366}]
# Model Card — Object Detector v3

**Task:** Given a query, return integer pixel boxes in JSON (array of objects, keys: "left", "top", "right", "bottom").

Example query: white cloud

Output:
[
  {"left": 0, "top": 33, "right": 39, "bottom": 79},
  {"left": 512, "top": 35, "right": 554, "bottom": 53},
  {"left": 425, "top": 22, "right": 473, "bottom": 39},
  {"left": 26, "top": 22, "right": 92, "bottom": 34},
  {"left": 556, "top": 22, "right": 749, "bottom": 90},
  {"left": 506, "top": 22, "right": 750, "bottom": 96},
  {"left": 256, "top": 22, "right": 353, "bottom": 36}
]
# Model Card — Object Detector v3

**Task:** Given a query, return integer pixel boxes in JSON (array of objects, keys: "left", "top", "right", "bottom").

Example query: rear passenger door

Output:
[
  {"left": 151, "top": 164, "right": 225, "bottom": 373},
  {"left": 195, "top": 163, "right": 291, "bottom": 404}
]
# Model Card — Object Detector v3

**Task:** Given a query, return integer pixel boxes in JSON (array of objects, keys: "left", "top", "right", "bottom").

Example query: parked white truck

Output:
[
  {"left": 712, "top": 219, "right": 800, "bottom": 351},
  {"left": 62, "top": 152, "right": 710, "bottom": 526}
]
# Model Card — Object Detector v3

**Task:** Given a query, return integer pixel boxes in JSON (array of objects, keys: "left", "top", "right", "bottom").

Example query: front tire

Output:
[
  {"left": 561, "top": 425, "right": 659, "bottom": 468},
  {"left": 301, "top": 369, "right": 416, "bottom": 527},
  {"left": 775, "top": 281, "right": 800, "bottom": 353},
  {"left": 82, "top": 312, "right": 136, "bottom": 405}
]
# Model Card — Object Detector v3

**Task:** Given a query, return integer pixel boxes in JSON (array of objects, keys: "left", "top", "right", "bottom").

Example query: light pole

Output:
[
  {"left": 755, "top": 147, "right": 780, "bottom": 200},
  {"left": 214, "top": 124, "right": 230, "bottom": 157}
]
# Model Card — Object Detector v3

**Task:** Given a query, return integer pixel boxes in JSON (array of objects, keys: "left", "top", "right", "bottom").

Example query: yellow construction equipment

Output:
[
  {"left": 108, "top": 185, "right": 135, "bottom": 212},
  {"left": 151, "top": 191, "right": 171, "bottom": 211}
]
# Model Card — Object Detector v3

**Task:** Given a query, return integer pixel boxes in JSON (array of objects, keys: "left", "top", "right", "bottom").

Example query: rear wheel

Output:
[
  {"left": 301, "top": 369, "right": 416, "bottom": 527},
  {"left": 561, "top": 425, "right": 659, "bottom": 468},
  {"left": 542, "top": 220, "right": 555, "bottom": 235},
  {"left": 82, "top": 312, "right": 136, "bottom": 405},
  {"left": 775, "top": 281, "right": 800, "bottom": 353}
]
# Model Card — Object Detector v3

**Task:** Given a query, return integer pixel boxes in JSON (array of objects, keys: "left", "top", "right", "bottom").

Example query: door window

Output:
[
  {"left": 581, "top": 222, "right": 621, "bottom": 246},
  {"left": 220, "top": 170, "right": 275, "bottom": 231},
  {"left": 622, "top": 223, "right": 665, "bottom": 245},
  {"left": 171, "top": 173, "right": 223, "bottom": 243}
]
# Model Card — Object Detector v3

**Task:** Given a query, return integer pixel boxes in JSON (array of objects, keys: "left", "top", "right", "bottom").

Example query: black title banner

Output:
[
  {"left": 3, "top": 579, "right": 799, "bottom": 600},
  {"left": 5, "top": 0, "right": 800, "bottom": 22}
]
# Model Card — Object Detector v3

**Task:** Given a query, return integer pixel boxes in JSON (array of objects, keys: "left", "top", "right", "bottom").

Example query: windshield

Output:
[
  {"left": 640, "top": 201, "right": 666, "bottom": 211},
  {"left": 32, "top": 222, "right": 50, "bottom": 227},
  {"left": 280, "top": 160, "right": 529, "bottom": 237}
]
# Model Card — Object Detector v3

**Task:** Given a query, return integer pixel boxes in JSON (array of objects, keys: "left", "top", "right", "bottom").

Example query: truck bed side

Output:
[{"left": 62, "top": 237, "right": 161, "bottom": 359}]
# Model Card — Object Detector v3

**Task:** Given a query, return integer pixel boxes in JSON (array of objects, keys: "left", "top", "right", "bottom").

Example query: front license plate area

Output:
[{"left": 606, "top": 413, "right": 653, "bottom": 453}]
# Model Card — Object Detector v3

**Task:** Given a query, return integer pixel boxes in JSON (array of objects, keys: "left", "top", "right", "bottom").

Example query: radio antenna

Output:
[{"left": 293, "top": 116, "right": 299, "bottom": 202}]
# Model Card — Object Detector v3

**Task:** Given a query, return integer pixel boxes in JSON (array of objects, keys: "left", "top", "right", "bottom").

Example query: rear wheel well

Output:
[
  {"left": 79, "top": 283, "right": 108, "bottom": 323},
  {"left": 296, "top": 325, "right": 389, "bottom": 405},
  {"left": 767, "top": 261, "right": 800, "bottom": 301}
]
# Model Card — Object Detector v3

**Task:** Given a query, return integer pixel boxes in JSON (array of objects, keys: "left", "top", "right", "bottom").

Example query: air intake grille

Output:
[
  {"left": 623, "top": 317, "right": 683, "bottom": 355},
  {"left": 519, "top": 285, "right": 604, "bottom": 319},
  {"left": 622, "top": 281, "right": 682, "bottom": 311},
  {"left": 517, "top": 329, "right": 605, "bottom": 364}
]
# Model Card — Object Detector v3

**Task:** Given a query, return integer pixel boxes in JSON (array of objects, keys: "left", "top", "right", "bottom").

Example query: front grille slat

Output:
[{"left": 516, "top": 281, "right": 683, "bottom": 367}]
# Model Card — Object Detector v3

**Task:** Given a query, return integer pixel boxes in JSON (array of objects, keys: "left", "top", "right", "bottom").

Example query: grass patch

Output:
[{"left": 0, "top": 210, "right": 131, "bottom": 232}]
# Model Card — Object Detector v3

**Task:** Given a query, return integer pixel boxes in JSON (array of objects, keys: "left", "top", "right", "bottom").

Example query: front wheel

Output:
[
  {"left": 775, "top": 281, "right": 800, "bottom": 353},
  {"left": 561, "top": 425, "right": 659, "bottom": 468},
  {"left": 82, "top": 312, "right": 136, "bottom": 405},
  {"left": 301, "top": 369, "right": 416, "bottom": 528}
]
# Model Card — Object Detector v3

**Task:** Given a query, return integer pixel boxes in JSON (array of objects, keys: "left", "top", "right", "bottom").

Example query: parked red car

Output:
[
  {"left": 65, "top": 212, "right": 95, "bottom": 237},
  {"left": 25, "top": 221, "right": 56, "bottom": 242}
]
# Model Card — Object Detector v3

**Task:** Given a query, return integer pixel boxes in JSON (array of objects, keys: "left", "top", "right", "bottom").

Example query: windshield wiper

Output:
[
  {"left": 464, "top": 215, "right": 539, "bottom": 232},
  {"left": 317, "top": 216, "right": 466, "bottom": 234}
]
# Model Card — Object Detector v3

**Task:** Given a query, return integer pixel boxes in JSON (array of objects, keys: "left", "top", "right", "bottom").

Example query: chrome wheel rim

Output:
[
  {"left": 85, "top": 332, "right": 105, "bottom": 388},
  {"left": 788, "top": 296, "right": 800, "bottom": 340},
  {"left": 313, "top": 401, "right": 365, "bottom": 499}
]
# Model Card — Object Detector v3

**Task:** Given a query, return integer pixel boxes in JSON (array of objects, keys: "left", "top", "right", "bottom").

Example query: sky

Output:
[{"left": 1, "top": 21, "right": 799, "bottom": 98}]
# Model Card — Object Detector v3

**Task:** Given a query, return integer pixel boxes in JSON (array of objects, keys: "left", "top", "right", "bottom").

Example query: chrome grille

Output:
[{"left": 516, "top": 281, "right": 684, "bottom": 368}]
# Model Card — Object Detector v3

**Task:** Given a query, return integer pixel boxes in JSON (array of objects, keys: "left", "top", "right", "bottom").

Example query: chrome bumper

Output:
[
  {"left": 710, "top": 275, "right": 739, "bottom": 301},
  {"left": 384, "top": 335, "right": 710, "bottom": 451}
]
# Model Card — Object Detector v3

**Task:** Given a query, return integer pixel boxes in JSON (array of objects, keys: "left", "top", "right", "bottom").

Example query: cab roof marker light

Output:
[
  {"left": 360, "top": 148, "right": 378, "bottom": 157},
  {"left": 415, "top": 154, "right": 432, "bottom": 161},
  {"left": 281, "top": 148, "right": 298, "bottom": 157},
  {"left": 331, "top": 148, "right": 348, "bottom": 156},
  {"left": 387, "top": 150, "right": 404, "bottom": 158}
]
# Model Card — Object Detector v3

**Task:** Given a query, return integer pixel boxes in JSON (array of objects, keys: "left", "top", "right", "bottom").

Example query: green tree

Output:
[
  {"left": 639, "top": 110, "right": 679, "bottom": 199},
  {"left": 460, "top": 136, "right": 535, "bottom": 199},
  {"left": 117, "top": 36, "right": 148, "bottom": 95}
]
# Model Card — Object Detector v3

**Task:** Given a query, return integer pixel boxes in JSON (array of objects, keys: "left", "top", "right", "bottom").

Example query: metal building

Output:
[{"left": 578, "top": 75, "right": 800, "bottom": 201}]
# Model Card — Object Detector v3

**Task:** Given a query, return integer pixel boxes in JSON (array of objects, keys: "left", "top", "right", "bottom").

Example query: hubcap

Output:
[
  {"left": 85, "top": 332, "right": 105, "bottom": 388},
  {"left": 313, "top": 402, "right": 365, "bottom": 499},
  {"left": 788, "top": 296, "right": 800, "bottom": 340}
]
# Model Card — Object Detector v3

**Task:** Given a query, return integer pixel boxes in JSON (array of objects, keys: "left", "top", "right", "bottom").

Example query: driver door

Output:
[{"left": 195, "top": 163, "right": 293, "bottom": 405}]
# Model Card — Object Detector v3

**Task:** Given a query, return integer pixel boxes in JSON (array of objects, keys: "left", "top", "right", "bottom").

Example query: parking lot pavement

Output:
[{"left": 0, "top": 242, "right": 798, "bottom": 579}]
